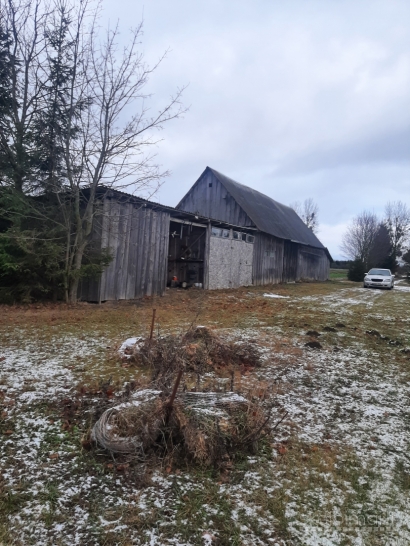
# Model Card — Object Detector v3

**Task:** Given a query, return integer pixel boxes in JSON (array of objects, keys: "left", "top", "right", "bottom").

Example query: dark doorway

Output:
[
  {"left": 282, "top": 241, "right": 298, "bottom": 282},
  {"left": 167, "top": 221, "right": 206, "bottom": 287}
]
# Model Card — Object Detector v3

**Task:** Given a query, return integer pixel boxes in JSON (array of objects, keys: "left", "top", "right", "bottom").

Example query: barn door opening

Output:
[
  {"left": 282, "top": 241, "right": 298, "bottom": 282},
  {"left": 167, "top": 221, "right": 206, "bottom": 287}
]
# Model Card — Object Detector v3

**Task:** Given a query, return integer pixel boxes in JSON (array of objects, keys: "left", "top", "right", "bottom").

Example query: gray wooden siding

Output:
[
  {"left": 203, "top": 223, "right": 211, "bottom": 290},
  {"left": 208, "top": 231, "right": 253, "bottom": 289},
  {"left": 79, "top": 198, "right": 170, "bottom": 301},
  {"left": 252, "top": 233, "right": 284, "bottom": 285},
  {"left": 178, "top": 170, "right": 255, "bottom": 228},
  {"left": 297, "top": 245, "right": 329, "bottom": 281}
]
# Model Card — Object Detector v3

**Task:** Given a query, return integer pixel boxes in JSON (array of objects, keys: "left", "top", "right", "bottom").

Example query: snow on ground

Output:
[
  {"left": 0, "top": 330, "right": 107, "bottom": 404},
  {"left": 394, "top": 280, "right": 410, "bottom": 292},
  {"left": 299, "top": 286, "right": 385, "bottom": 310},
  {"left": 1, "top": 283, "right": 410, "bottom": 544}
]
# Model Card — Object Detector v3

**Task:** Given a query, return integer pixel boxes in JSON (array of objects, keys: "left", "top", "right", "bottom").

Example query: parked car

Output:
[{"left": 363, "top": 268, "right": 394, "bottom": 289}]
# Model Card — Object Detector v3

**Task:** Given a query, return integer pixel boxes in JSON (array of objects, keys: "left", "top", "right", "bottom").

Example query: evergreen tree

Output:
[
  {"left": 368, "top": 224, "right": 393, "bottom": 269},
  {"left": 0, "top": 23, "right": 17, "bottom": 184},
  {"left": 0, "top": 0, "right": 47, "bottom": 192},
  {"left": 348, "top": 258, "right": 366, "bottom": 282},
  {"left": 33, "top": 2, "right": 83, "bottom": 194}
]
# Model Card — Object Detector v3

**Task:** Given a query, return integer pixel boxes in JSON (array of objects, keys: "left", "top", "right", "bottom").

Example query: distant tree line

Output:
[
  {"left": 340, "top": 201, "right": 410, "bottom": 281},
  {"left": 0, "top": 0, "right": 184, "bottom": 303},
  {"left": 330, "top": 261, "right": 351, "bottom": 269}
]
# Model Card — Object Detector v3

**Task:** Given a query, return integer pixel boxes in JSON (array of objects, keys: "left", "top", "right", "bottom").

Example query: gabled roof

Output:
[{"left": 205, "top": 167, "right": 326, "bottom": 250}]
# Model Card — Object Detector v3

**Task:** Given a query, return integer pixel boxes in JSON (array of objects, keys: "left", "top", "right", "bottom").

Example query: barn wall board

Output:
[
  {"left": 79, "top": 198, "right": 170, "bottom": 301},
  {"left": 297, "top": 245, "right": 329, "bottom": 281}
]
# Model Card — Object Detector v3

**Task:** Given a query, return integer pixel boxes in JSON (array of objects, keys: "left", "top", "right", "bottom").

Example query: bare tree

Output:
[
  {"left": 289, "top": 198, "right": 319, "bottom": 233},
  {"left": 340, "top": 210, "right": 379, "bottom": 269},
  {"left": 385, "top": 201, "right": 410, "bottom": 257},
  {"left": 0, "top": 0, "right": 185, "bottom": 302},
  {"left": 56, "top": 2, "right": 186, "bottom": 302}
]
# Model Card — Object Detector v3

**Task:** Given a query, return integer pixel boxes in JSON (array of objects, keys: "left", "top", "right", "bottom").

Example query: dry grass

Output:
[{"left": 170, "top": 394, "right": 269, "bottom": 466}]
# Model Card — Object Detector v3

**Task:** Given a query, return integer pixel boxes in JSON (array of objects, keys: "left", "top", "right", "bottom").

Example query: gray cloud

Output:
[
  {"left": 276, "top": 125, "right": 410, "bottom": 176},
  {"left": 101, "top": 0, "right": 410, "bottom": 259}
]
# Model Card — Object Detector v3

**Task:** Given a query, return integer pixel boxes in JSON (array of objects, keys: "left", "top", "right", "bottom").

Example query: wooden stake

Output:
[
  {"left": 168, "top": 369, "right": 183, "bottom": 410},
  {"left": 165, "top": 369, "right": 184, "bottom": 423},
  {"left": 149, "top": 308, "right": 156, "bottom": 340}
]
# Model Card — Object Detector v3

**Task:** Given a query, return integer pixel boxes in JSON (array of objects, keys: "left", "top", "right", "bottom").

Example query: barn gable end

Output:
[{"left": 177, "top": 168, "right": 255, "bottom": 228}]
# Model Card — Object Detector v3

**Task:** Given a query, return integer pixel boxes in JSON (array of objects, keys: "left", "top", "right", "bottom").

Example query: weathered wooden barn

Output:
[
  {"left": 177, "top": 167, "right": 331, "bottom": 286},
  {"left": 79, "top": 167, "right": 331, "bottom": 301}
]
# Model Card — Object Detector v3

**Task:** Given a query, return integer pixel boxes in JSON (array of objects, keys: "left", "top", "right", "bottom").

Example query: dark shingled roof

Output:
[{"left": 207, "top": 167, "right": 326, "bottom": 249}]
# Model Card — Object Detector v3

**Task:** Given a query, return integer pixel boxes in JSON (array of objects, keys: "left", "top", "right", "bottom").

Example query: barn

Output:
[
  {"left": 79, "top": 167, "right": 331, "bottom": 301},
  {"left": 176, "top": 167, "right": 331, "bottom": 286}
]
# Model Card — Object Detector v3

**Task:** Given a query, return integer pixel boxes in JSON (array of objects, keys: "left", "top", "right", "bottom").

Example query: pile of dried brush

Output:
[
  {"left": 93, "top": 327, "right": 273, "bottom": 467},
  {"left": 128, "top": 326, "right": 261, "bottom": 388},
  {"left": 91, "top": 389, "right": 271, "bottom": 467},
  {"left": 173, "top": 392, "right": 269, "bottom": 465}
]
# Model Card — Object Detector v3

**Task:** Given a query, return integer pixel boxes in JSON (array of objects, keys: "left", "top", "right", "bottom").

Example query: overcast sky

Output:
[{"left": 104, "top": 0, "right": 410, "bottom": 259}]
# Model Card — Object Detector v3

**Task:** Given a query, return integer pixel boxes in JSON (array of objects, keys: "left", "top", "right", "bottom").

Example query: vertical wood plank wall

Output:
[
  {"left": 297, "top": 245, "right": 329, "bottom": 281},
  {"left": 79, "top": 198, "right": 170, "bottom": 301},
  {"left": 203, "top": 223, "right": 211, "bottom": 290},
  {"left": 252, "top": 236, "right": 329, "bottom": 285},
  {"left": 252, "top": 233, "right": 284, "bottom": 285},
  {"left": 178, "top": 171, "right": 255, "bottom": 227}
]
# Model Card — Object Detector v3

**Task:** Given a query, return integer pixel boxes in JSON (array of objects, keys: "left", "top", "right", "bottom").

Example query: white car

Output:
[{"left": 363, "top": 268, "right": 394, "bottom": 290}]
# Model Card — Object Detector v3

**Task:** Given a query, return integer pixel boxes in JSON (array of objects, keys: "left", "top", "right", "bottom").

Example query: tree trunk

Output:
[{"left": 68, "top": 246, "right": 83, "bottom": 303}]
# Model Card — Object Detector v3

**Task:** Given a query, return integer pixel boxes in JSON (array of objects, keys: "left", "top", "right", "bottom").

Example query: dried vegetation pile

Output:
[
  {"left": 171, "top": 392, "right": 268, "bottom": 466},
  {"left": 92, "top": 390, "right": 270, "bottom": 467},
  {"left": 129, "top": 326, "right": 261, "bottom": 388},
  {"left": 91, "top": 327, "right": 271, "bottom": 467}
]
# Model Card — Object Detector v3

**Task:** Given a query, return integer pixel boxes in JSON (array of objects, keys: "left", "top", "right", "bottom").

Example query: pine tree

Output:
[{"left": 0, "top": 24, "right": 17, "bottom": 184}]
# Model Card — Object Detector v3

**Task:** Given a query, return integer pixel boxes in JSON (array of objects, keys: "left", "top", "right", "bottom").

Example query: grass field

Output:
[
  {"left": 1, "top": 279, "right": 410, "bottom": 545},
  {"left": 329, "top": 269, "right": 348, "bottom": 280}
]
